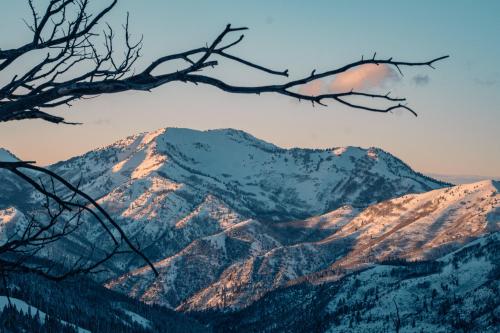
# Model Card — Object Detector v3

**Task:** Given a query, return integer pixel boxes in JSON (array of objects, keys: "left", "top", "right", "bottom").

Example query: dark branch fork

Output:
[{"left": 0, "top": 1, "right": 448, "bottom": 124}]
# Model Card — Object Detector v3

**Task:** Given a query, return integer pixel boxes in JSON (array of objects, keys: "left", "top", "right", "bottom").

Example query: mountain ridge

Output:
[
  {"left": 106, "top": 179, "right": 496, "bottom": 312},
  {"left": 46, "top": 127, "right": 449, "bottom": 217},
  {"left": 1, "top": 127, "right": 497, "bottom": 327}
]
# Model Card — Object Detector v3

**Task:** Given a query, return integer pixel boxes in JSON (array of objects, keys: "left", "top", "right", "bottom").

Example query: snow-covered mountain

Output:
[
  {"left": 48, "top": 127, "right": 447, "bottom": 221},
  {"left": 204, "top": 232, "right": 499, "bottom": 333},
  {"left": 107, "top": 180, "right": 499, "bottom": 311},
  {"left": 2, "top": 127, "right": 446, "bottom": 271},
  {"left": 1, "top": 128, "right": 498, "bottom": 333},
  {"left": 427, "top": 172, "right": 500, "bottom": 185}
]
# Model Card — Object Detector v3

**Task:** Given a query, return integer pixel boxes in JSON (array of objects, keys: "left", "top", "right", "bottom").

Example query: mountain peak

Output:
[
  {"left": 46, "top": 127, "right": 449, "bottom": 225},
  {"left": 0, "top": 148, "right": 19, "bottom": 162},
  {"left": 158, "top": 127, "right": 280, "bottom": 152}
]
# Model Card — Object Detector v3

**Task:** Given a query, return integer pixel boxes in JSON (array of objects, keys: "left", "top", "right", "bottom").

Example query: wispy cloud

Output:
[
  {"left": 412, "top": 74, "right": 430, "bottom": 86},
  {"left": 298, "top": 80, "right": 325, "bottom": 96},
  {"left": 298, "top": 64, "right": 401, "bottom": 97},
  {"left": 474, "top": 78, "right": 498, "bottom": 86},
  {"left": 474, "top": 71, "right": 499, "bottom": 86},
  {"left": 329, "top": 64, "right": 400, "bottom": 92}
]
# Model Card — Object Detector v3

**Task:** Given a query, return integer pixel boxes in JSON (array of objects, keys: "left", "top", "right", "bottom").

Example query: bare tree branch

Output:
[
  {"left": 0, "top": 160, "right": 159, "bottom": 278},
  {"left": 0, "top": 1, "right": 448, "bottom": 124}
]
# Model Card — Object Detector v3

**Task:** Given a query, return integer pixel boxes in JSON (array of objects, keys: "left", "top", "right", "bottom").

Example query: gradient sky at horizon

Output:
[{"left": 0, "top": 0, "right": 499, "bottom": 178}]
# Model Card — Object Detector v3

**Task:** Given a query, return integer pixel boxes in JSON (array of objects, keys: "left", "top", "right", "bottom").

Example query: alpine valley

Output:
[{"left": 1, "top": 128, "right": 498, "bottom": 332}]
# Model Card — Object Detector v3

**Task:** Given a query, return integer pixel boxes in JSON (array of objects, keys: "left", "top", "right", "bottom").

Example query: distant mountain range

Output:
[
  {"left": 427, "top": 172, "right": 500, "bottom": 185},
  {"left": 0, "top": 128, "right": 498, "bottom": 332}
]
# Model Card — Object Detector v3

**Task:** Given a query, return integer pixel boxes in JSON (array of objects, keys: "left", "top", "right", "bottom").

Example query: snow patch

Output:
[{"left": 120, "top": 308, "right": 152, "bottom": 329}]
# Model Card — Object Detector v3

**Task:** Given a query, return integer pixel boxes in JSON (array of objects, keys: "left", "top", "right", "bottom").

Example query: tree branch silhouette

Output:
[
  {"left": 0, "top": 160, "right": 159, "bottom": 278},
  {"left": 0, "top": 1, "right": 448, "bottom": 124}
]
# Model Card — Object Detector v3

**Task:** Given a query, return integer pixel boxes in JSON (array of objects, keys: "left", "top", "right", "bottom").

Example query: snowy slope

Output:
[
  {"left": 108, "top": 180, "right": 498, "bottom": 312},
  {"left": 324, "top": 232, "right": 500, "bottom": 333},
  {"left": 106, "top": 218, "right": 282, "bottom": 308},
  {"left": 207, "top": 232, "right": 499, "bottom": 333}
]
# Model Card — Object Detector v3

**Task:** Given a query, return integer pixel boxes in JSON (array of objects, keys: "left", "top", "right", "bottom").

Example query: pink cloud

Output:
[
  {"left": 298, "top": 79, "right": 325, "bottom": 96},
  {"left": 296, "top": 64, "right": 400, "bottom": 97},
  {"left": 329, "top": 64, "right": 400, "bottom": 92}
]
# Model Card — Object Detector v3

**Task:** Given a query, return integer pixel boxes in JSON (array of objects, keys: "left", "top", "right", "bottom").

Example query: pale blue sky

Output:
[{"left": 0, "top": 0, "right": 499, "bottom": 177}]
